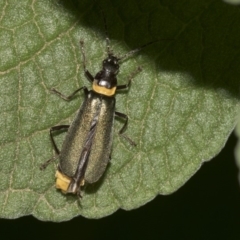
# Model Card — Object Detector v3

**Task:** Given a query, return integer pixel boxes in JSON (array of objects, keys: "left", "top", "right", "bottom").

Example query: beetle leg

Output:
[
  {"left": 115, "top": 111, "right": 136, "bottom": 146},
  {"left": 80, "top": 40, "right": 94, "bottom": 83},
  {"left": 51, "top": 86, "right": 89, "bottom": 101},
  {"left": 50, "top": 125, "right": 70, "bottom": 154},
  {"left": 40, "top": 125, "right": 70, "bottom": 170},
  {"left": 116, "top": 66, "right": 142, "bottom": 90}
]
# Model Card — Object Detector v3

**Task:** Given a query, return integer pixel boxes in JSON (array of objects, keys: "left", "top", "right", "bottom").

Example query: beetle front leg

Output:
[
  {"left": 116, "top": 66, "right": 142, "bottom": 90},
  {"left": 80, "top": 40, "right": 95, "bottom": 83}
]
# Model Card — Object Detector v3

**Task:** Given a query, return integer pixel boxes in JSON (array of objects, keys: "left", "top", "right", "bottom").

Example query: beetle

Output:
[
  {"left": 41, "top": 42, "right": 146, "bottom": 196},
  {"left": 41, "top": 14, "right": 159, "bottom": 197}
]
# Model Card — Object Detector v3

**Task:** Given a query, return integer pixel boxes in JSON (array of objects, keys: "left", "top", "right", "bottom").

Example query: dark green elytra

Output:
[{"left": 59, "top": 91, "right": 115, "bottom": 184}]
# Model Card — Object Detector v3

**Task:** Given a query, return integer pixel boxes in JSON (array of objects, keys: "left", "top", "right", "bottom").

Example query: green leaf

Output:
[
  {"left": 0, "top": 0, "right": 240, "bottom": 221},
  {"left": 234, "top": 121, "right": 240, "bottom": 183},
  {"left": 223, "top": 0, "right": 240, "bottom": 5}
]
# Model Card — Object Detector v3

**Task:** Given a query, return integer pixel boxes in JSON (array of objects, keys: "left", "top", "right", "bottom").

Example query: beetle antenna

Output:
[
  {"left": 101, "top": 10, "right": 112, "bottom": 56},
  {"left": 118, "top": 38, "right": 173, "bottom": 61}
]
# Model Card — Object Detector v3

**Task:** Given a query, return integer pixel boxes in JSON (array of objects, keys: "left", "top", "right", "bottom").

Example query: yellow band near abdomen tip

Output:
[{"left": 55, "top": 170, "right": 71, "bottom": 193}]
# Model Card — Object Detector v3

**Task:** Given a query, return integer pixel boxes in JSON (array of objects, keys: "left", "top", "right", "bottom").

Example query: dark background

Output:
[{"left": 1, "top": 132, "right": 239, "bottom": 239}]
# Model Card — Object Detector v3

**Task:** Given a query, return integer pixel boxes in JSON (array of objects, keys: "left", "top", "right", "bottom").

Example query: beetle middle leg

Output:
[
  {"left": 40, "top": 125, "right": 70, "bottom": 170},
  {"left": 51, "top": 86, "right": 89, "bottom": 101},
  {"left": 115, "top": 111, "right": 136, "bottom": 146}
]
